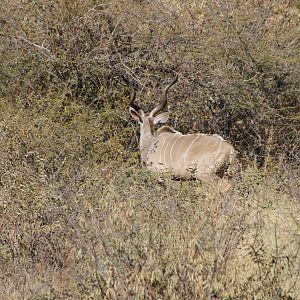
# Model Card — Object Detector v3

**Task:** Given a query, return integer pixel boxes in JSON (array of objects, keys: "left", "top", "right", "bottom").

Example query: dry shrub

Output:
[
  {"left": 1, "top": 159, "right": 299, "bottom": 299},
  {"left": 1, "top": 0, "right": 299, "bottom": 163},
  {"left": 1, "top": 0, "right": 300, "bottom": 299},
  {"left": 0, "top": 97, "right": 299, "bottom": 298}
]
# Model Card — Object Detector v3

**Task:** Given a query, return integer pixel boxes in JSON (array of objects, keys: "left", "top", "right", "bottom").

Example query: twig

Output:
[
  {"left": 244, "top": 73, "right": 259, "bottom": 83},
  {"left": 18, "top": 36, "right": 56, "bottom": 61}
]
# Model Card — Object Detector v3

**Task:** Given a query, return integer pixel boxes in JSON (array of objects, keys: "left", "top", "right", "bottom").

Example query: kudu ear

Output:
[
  {"left": 129, "top": 107, "right": 144, "bottom": 124},
  {"left": 153, "top": 112, "right": 170, "bottom": 125}
]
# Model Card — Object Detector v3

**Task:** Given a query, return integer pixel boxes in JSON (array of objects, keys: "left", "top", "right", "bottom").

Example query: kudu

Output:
[{"left": 128, "top": 75, "right": 236, "bottom": 182}]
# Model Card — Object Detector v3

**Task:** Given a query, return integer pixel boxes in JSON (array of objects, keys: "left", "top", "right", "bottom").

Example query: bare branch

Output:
[{"left": 18, "top": 36, "right": 56, "bottom": 61}]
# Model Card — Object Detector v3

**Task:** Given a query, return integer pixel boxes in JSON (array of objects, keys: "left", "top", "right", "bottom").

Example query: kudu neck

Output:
[{"left": 139, "top": 118, "right": 155, "bottom": 164}]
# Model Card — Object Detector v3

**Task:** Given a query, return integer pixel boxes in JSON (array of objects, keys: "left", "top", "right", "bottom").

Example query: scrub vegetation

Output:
[{"left": 0, "top": 0, "right": 299, "bottom": 299}]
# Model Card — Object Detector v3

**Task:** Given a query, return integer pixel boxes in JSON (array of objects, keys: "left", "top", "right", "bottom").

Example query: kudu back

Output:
[{"left": 128, "top": 75, "right": 236, "bottom": 182}]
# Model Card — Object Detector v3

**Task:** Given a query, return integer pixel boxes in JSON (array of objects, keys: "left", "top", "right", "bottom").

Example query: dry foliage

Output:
[{"left": 0, "top": 0, "right": 300, "bottom": 299}]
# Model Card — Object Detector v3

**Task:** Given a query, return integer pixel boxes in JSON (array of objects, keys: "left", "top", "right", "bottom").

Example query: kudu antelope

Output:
[{"left": 128, "top": 75, "right": 236, "bottom": 182}]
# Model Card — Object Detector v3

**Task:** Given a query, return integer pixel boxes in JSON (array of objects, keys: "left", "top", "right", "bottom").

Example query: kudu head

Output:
[{"left": 128, "top": 75, "right": 178, "bottom": 135}]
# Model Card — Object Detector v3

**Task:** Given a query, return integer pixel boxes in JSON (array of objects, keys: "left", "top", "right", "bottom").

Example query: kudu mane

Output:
[{"left": 155, "top": 126, "right": 177, "bottom": 135}]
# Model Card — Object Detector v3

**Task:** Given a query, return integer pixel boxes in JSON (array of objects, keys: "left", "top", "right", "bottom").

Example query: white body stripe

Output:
[
  {"left": 183, "top": 134, "right": 200, "bottom": 170},
  {"left": 169, "top": 133, "right": 181, "bottom": 169}
]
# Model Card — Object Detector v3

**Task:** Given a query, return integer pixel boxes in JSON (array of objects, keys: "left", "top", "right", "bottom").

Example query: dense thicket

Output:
[
  {"left": 0, "top": 1, "right": 300, "bottom": 299},
  {"left": 1, "top": 0, "right": 299, "bottom": 165}
]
